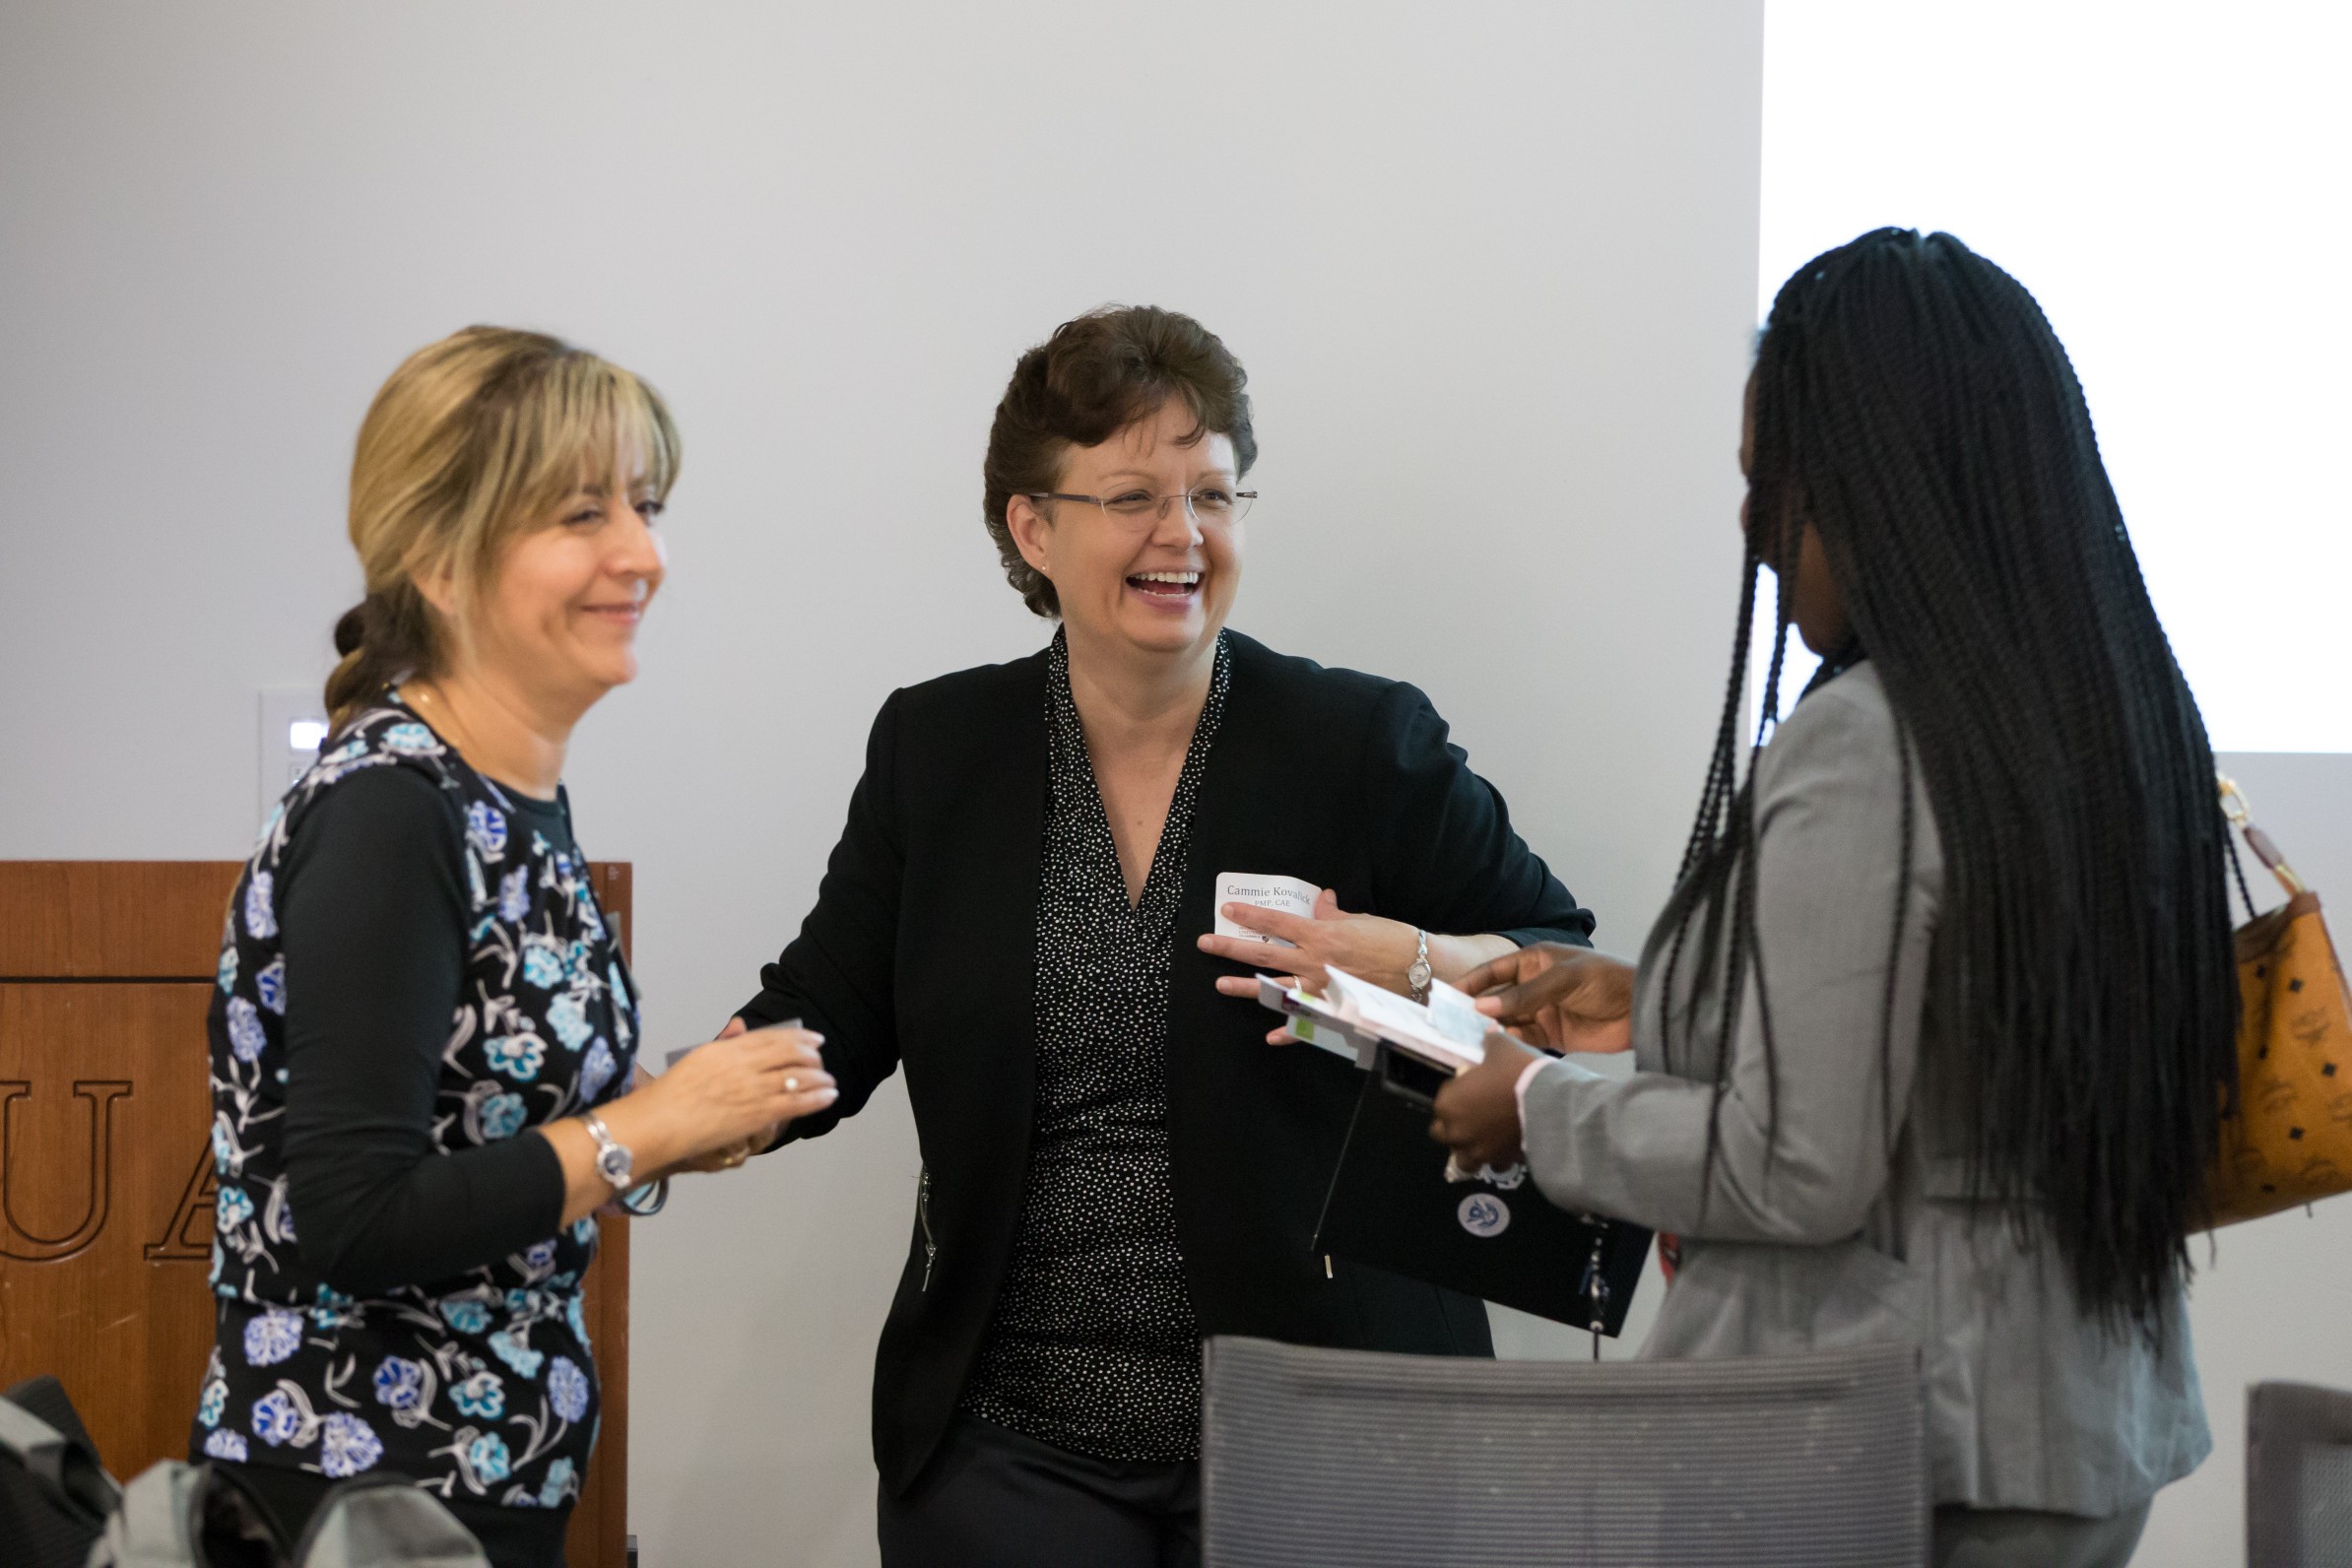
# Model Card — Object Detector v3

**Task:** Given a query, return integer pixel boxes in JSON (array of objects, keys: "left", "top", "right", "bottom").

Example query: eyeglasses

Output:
[{"left": 1027, "top": 486, "right": 1257, "bottom": 527}]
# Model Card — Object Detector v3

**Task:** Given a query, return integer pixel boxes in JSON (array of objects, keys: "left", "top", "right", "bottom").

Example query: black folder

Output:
[{"left": 1313, "top": 1058, "right": 1653, "bottom": 1336}]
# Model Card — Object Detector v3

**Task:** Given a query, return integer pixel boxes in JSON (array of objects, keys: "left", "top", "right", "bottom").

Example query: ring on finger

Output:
[{"left": 785, "top": 1076, "right": 800, "bottom": 1092}]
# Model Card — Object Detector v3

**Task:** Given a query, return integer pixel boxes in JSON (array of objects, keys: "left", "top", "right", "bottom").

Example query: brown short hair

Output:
[{"left": 982, "top": 305, "right": 1257, "bottom": 618}]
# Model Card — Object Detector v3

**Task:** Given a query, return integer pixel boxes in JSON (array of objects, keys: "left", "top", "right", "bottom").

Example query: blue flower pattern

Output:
[
  {"left": 451, "top": 1371, "right": 504, "bottom": 1419},
  {"left": 215, "top": 1186, "right": 254, "bottom": 1231},
  {"left": 251, "top": 1390, "right": 301, "bottom": 1447},
  {"left": 468, "top": 1432, "right": 513, "bottom": 1485},
  {"left": 489, "top": 1329, "right": 543, "bottom": 1379},
  {"left": 372, "top": 1356, "right": 425, "bottom": 1412},
  {"left": 226, "top": 998, "right": 266, "bottom": 1063},
  {"left": 318, "top": 1412, "right": 384, "bottom": 1478},
  {"left": 480, "top": 1092, "right": 526, "bottom": 1141},
  {"left": 197, "top": 696, "right": 630, "bottom": 1505},
  {"left": 255, "top": 957, "right": 287, "bottom": 1014},
  {"left": 466, "top": 801, "right": 507, "bottom": 856},
  {"left": 485, "top": 1034, "right": 546, "bottom": 1082},
  {"left": 545, "top": 993, "right": 592, "bottom": 1052},
  {"left": 579, "top": 1039, "right": 617, "bottom": 1102},
  {"left": 243, "top": 1309, "right": 303, "bottom": 1366},
  {"left": 548, "top": 1357, "right": 589, "bottom": 1423}
]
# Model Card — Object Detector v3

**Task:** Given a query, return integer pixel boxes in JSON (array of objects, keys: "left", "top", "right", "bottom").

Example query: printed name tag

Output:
[{"left": 1214, "top": 873, "right": 1320, "bottom": 947}]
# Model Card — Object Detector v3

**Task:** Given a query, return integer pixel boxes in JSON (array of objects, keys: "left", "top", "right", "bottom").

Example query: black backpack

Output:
[{"left": 0, "top": 1375, "right": 121, "bottom": 1568}]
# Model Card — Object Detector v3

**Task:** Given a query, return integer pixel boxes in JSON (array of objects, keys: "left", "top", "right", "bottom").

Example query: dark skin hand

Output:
[{"left": 1428, "top": 943, "right": 1637, "bottom": 1171}]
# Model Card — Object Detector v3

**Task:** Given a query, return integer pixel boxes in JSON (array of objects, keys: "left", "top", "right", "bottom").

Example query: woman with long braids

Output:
[{"left": 1431, "top": 229, "right": 2235, "bottom": 1565}]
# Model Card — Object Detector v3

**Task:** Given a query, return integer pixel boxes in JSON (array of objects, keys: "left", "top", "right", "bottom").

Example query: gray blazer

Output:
[{"left": 1522, "top": 663, "right": 2209, "bottom": 1516}]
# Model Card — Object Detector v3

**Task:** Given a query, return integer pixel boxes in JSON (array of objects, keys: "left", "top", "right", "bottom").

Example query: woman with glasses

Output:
[{"left": 730, "top": 305, "right": 1593, "bottom": 1567}]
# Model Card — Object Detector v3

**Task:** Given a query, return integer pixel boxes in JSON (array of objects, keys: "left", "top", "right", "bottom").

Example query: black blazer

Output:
[{"left": 739, "top": 630, "right": 1593, "bottom": 1492}]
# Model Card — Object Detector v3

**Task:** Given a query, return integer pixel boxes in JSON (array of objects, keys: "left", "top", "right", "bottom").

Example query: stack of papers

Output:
[{"left": 1258, "top": 965, "right": 1493, "bottom": 1075}]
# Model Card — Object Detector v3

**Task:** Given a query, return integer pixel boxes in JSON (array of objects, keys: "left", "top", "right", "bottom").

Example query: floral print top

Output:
[{"left": 193, "top": 694, "right": 635, "bottom": 1508}]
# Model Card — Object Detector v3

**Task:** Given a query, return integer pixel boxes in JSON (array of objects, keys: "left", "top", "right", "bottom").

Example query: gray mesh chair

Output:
[
  {"left": 2250, "top": 1381, "right": 2352, "bottom": 1566},
  {"left": 1201, "top": 1336, "right": 1925, "bottom": 1568}
]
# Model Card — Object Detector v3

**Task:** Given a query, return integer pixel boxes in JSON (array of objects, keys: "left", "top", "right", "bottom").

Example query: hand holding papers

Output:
[
  {"left": 1256, "top": 964, "right": 1517, "bottom": 1105},
  {"left": 1202, "top": 876, "right": 1451, "bottom": 1023},
  {"left": 1456, "top": 941, "right": 1636, "bottom": 1056},
  {"left": 1213, "top": 873, "right": 1319, "bottom": 946}
]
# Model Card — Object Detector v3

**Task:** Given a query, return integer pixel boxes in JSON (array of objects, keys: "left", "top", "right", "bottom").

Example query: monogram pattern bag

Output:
[{"left": 2208, "top": 777, "right": 2352, "bottom": 1227}]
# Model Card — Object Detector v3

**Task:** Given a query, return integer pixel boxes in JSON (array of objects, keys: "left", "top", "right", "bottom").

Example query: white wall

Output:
[{"left": 0, "top": 4, "right": 1764, "bottom": 1563}]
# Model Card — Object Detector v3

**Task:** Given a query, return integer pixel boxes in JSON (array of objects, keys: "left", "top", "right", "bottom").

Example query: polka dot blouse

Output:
[{"left": 958, "top": 626, "right": 1232, "bottom": 1463}]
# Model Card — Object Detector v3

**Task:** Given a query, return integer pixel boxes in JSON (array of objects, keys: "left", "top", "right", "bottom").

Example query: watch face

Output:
[{"left": 596, "top": 1145, "right": 632, "bottom": 1184}]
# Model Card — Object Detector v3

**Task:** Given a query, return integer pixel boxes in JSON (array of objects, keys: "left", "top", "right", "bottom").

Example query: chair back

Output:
[
  {"left": 2250, "top": 1381, "right": 2352, "bottom": 1567},
  {"left": 1201, "top": 1337, "right": 1926, "bottom": 1567}
]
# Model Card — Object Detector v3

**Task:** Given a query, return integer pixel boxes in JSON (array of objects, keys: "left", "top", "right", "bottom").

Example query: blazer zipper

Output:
[{"left": 917, "top": 1166, "right": 937, "bottom": 1291}]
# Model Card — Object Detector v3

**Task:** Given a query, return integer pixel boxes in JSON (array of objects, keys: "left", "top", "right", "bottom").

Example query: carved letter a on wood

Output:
[{"left": 147, "top": 1138, "right": 218, "bottom": 1263}]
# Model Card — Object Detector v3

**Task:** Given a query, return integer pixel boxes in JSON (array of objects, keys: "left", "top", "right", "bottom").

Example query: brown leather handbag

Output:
[{"left": 2208, "top": 777, "right": 2352, "bottom": 1227}]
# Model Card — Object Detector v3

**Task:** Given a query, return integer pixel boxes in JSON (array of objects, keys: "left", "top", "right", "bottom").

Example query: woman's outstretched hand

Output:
[
  {"left": 1458, "top": 943, "right": 1636, "bottom": 1055},
  {"left": 1199, "top": 887, "right": 1419, "bottom": 1043}
]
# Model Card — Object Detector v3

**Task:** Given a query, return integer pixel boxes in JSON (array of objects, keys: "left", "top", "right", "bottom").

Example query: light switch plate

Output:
[{"left": 258, "top": 687, "right": 331, "bottom": 825}]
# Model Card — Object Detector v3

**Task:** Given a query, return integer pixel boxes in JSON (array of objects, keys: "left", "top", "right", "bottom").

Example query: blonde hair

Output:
[{"left": 324, "top": 326, "right": 681, "bottom": 728}]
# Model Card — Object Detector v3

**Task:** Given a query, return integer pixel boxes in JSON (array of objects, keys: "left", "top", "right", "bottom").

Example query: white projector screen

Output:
[{"left": 1758, "top": 1, "right": 2351, "bottom": 751}]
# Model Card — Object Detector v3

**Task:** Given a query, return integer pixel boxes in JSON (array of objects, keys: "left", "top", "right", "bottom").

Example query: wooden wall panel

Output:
[
  {"left": 0, "top": 982, "right": 217, "bottom": 1470},
  {"left": 0, "top": 862, "right": 632, "bottom": 1568},
  {"left": 0, "top": 862, "right": 242, "bottom": 979}
]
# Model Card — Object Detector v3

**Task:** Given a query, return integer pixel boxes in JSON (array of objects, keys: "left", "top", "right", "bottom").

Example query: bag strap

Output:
[{"left": 2219, "top": 775, "right": 2306, "bottom": 909}]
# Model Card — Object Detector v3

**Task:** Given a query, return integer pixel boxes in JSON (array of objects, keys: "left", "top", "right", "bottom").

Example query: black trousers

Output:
[{"left": 879, "top": 1414, "right": 1200, "bottom": 1568}]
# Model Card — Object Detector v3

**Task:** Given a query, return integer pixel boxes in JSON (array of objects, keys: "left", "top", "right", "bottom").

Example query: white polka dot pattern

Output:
[{"left": 959, "top": 627, "right": 1232, "bottom": 1463}]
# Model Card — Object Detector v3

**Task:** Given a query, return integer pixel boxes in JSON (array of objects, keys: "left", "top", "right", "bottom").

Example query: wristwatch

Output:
[
  {"left": 582, "top": 1112, "right": 634, "bottom": 1190},
  {"left": 1406, "top": 928, "right": 1433, "bottom": 1005}
]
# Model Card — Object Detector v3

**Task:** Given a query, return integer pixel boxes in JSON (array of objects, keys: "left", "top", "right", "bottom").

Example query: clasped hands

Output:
[
  {"left": 594, "top": 1018, "right": 834, "bottom": 1214},
  {"left": 1198, "top": 898, "right": 1635, "bottom": 1174}
]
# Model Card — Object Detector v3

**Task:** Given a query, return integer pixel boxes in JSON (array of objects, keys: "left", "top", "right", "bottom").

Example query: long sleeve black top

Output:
[{"left": 278, "top": 766, "right": 565, "bottom": 1294}]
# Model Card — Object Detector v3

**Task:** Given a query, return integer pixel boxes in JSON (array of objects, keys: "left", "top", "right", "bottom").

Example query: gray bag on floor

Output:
[
  {"left": 87, "top": 1463, "right": 490, "bottom": 1568},
  {"left": 0, "top": 1379, "right": 120, "bottom": 1568}
]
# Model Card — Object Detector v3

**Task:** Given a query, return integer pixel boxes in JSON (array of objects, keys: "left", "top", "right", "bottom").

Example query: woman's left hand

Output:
[
  {"left": 1200, "top": 888, "right": 1421, "bottom": 1042},
  {"left": 1429, "top": 1030, "right": 1540, "bottom": 1171}
]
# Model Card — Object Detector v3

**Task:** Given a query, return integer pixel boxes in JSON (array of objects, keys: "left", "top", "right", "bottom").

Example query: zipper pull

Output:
[{"left": 918, "top": 1168, "right": 937, "bottom": 1292}]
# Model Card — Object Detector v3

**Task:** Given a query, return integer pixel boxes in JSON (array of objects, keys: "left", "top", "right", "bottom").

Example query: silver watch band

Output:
[
  {"left": 582, "top": 1111, "right": 634, "bottom": 1188},
  {"left": 1407, "top": 927, "right": 1433, "bottom": 1005}
]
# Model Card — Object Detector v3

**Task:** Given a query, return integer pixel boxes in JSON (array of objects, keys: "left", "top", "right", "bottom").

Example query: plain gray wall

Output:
[{"left": 1, "top": 5, "right": 1761, "bottom": 1563}]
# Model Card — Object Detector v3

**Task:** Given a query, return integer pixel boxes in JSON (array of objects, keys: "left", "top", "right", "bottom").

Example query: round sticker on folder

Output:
[
  {"left": 1458, "top": 1193, "right": 1511, "bottom": 1238},
  {"left": 1214, "top": 873, "right": 1320, "bottom": 947}
]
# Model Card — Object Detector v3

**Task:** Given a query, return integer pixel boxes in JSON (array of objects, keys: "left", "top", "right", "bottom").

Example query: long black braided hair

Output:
[{"left": 1646, "top": 228, "right": 2239, "bottom": 1331}]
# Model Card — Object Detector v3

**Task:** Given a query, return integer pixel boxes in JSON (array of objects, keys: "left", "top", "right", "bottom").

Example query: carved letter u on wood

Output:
[{"left": 0, "top": 1079, "right": 133, "bottom": 1262}]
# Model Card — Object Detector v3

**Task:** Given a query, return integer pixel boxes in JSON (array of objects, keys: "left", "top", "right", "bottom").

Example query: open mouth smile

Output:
[{"left": 1126, "top": 569, "right": 1202, "bottom": 602}]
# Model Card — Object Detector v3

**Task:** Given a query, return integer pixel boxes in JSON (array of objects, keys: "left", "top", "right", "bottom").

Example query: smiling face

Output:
[
  {"left": 428, "top": 451, "right": 668, "bottom": 714},
  {"left": 1006, "top": 395, "right": 1243, "bottom": 664}
]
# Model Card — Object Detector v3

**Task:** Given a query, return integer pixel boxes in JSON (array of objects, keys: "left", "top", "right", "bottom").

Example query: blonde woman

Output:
[{"left": 194, "top": 328, "right": 833, "bottom": 1565}]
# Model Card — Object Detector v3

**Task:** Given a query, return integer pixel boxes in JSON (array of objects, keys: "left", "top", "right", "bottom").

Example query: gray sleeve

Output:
[{"left": 1519, "top": 674, "right": 1942, "bottom": 1243}]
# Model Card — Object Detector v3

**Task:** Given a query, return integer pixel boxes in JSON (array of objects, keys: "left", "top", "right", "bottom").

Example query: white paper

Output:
[
  {"left": 1425, "top": 978, "right": 1491, "bottom": 1053},
  {"left": 1214, "top": 873, "right": 1320, "bottom": 947},
  {"left": 1323, "top": 965, "right": 1484, "bottom": 1072}
]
